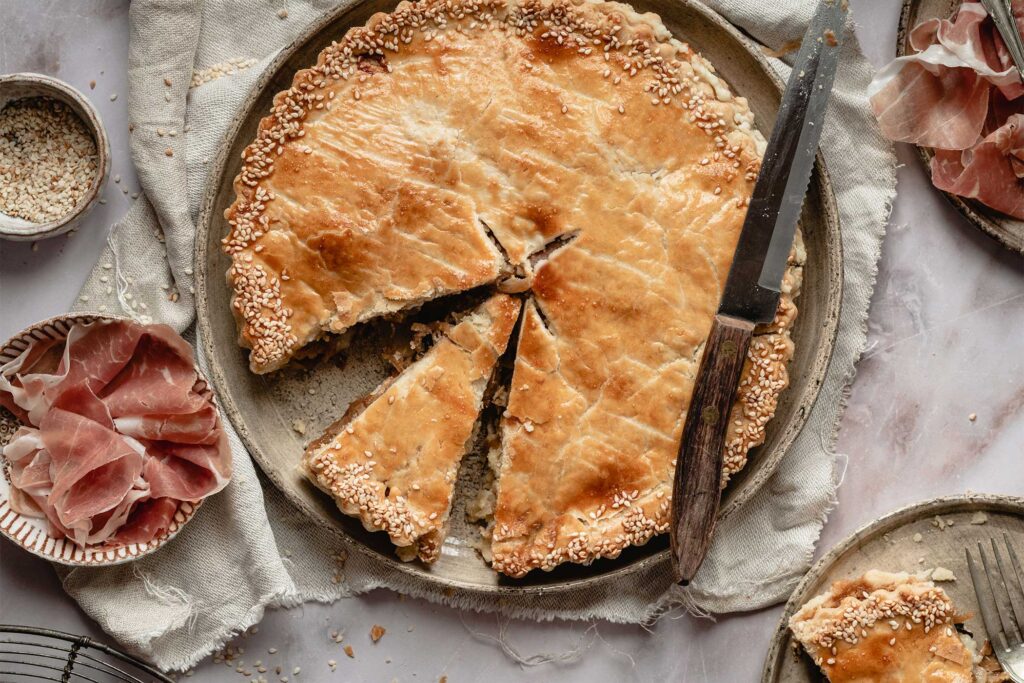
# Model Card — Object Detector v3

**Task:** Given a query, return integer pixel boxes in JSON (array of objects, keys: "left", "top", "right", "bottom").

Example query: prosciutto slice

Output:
[
  {"left": 932, "top": 114, "right": 1024, "bottom": 217},
  {"left": 5, "top": 427, "right": 51, "bottom": 517},
  {"left": 100, "top": 332, "right": 208, "bottom": 417},
  {"left": 868, "top": 2, "right": 1024, "bottom": 219},
  {"left": 0, "top": 319, "right": 231, "bottom": 548}
]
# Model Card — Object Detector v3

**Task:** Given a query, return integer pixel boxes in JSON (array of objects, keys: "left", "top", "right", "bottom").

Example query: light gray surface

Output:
[{"left": 1, "top": 1, "right": 1022, "bottom": 681}]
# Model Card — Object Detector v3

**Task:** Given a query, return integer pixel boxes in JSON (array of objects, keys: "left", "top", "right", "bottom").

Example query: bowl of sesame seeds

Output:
[{"left": 0, "top": 72, "right": 110, "bottom": 241}]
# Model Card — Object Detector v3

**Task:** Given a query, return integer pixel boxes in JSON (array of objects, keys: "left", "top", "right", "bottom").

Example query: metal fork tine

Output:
[
  {"left": 1000, "top": 533, "right": 1024, "bottom": 641},
  {"left": 992, "top": 537, "right": 1024, "bottom": 647},
  {"left": 968, "top": 545, "right": 1009, "bottom": 652},
  {"left": 981, "top": 540, "right": 1022, "bottom": 650}
]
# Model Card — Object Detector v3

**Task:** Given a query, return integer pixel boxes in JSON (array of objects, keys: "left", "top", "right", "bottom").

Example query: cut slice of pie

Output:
[
  {"left": 302, "top": 293, "right": 521, "bottom": 562},
  {"left": 488, "top": 247, "right": 802, "bottom": 576},
  {"left": 789, "top": 570, "right": 989, "bottom": 683}
]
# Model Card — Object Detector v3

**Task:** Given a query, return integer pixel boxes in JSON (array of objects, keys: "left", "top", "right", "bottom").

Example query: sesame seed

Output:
[
  {"left": 191, "top": 57, "right": 258, "bottom": 88},
  {"left": 0, "top": 97, "right": 99, "bottom": 224}
]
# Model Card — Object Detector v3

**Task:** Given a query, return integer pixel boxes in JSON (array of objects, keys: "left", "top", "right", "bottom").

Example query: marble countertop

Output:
[{"left": 1, "top": 1, "right": 1022, "bottom": 681}]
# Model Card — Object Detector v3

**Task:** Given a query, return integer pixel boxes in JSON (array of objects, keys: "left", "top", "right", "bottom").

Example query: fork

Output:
[
  {"left": 980, "top": 0, "right": 1024, "bottom": 78},
  {"left": 966, "top": 533, "right": 1024, "bottom": 682}
]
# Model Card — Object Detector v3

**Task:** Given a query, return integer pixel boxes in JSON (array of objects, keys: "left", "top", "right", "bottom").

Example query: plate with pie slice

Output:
[
  {"left": 195, "top": 0, "right": 842, "bottom": 597},
  {"left": 896, "top": 0, "right": 1024, "bottom": 254},
  {"left": 762, "top": 493, "right": 1024, "bottom": 682}
]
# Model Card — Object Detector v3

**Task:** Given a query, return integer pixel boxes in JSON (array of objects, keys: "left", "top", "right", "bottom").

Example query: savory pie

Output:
[
  {"left": 226, "top": 0, "right": 802, "bottom": 573},
  {"left": 303, "top": 293, "right": 520, "bottom": 562},
  {"left": 789, "top": 570, "right": 997, "bottom": 683}
]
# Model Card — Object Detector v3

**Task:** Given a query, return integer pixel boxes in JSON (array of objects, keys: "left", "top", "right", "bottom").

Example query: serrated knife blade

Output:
[
  {"left": 719, "top": 0, "right": 846, "bottom": 323},
  {"left": 670, "top": 0, "right": 847, "bottom": 585}
]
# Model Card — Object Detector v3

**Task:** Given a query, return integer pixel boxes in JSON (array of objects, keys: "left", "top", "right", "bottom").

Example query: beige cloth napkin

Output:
[{"left": 65, "top": 0, "right": 895, "bottom": 671}]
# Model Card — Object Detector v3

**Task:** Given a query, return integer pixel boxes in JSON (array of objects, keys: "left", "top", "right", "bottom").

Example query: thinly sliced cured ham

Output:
[
  {"left": 101, "top": 333, "right": 208, "bottom": 417},
  {"left": 869, "top": 1, "right": 1024, "bottom": 219},
  {"left": 0, "top": 319, "right": 232, "bottom": 549},
  {"left": 0, "top": 337, "right": 63, "bottom": 425},
  {"left": 109, "top": 498, "right": 180, "bottom": 546},
  {"left": 113, "top": 404, "right": 221, "bottom": 445},
  {"left": 869, "top": 49, "right": 993, "bottom": 149},
  {"left": 869, "top": 3, "right": 1023, "bottom": 148},
  {"left": 143, "top": 440, "right": 230, "bottom": 500},
  {"left": 41, "top": 389, "right": 147, "bottom": 530},
  {"left": 5, "top": 427, "right": 51, "bottom": 517},
  {"left": 932, "top": 114, "right": 1024, "bottom": 217}
]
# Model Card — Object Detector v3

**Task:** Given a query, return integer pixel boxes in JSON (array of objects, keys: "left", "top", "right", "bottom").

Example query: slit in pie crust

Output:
[{"left": 226, "top": 0, "right": 803, "bottom": 574}]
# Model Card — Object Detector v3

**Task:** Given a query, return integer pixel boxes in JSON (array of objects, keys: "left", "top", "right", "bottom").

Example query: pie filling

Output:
[{"left": 226, "top": 0, "right": 803, "bottom": 574}]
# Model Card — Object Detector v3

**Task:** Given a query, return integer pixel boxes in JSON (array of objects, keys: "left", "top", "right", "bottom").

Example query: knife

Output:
[{"left": 670, "top": 0, "right": 847, "bottom": 585}]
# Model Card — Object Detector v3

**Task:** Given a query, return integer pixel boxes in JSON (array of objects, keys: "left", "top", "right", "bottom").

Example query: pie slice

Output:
[
  {"left": 488, "top": 251, "right": 801, "bottom": 576},
  {"left": 789, "top": 570, "right": 989, "bottom": 683},
  {"left": 302, "top": 294, "right": 521, "bottom": 562}
]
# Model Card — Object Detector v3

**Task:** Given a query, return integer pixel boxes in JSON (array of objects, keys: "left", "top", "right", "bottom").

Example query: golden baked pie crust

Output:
[
  {"left": 302, "top": 294, "right": 520, "bottom": 562},
  {"left": 789, "top": 570, "right": 977, "bottom": 683},
  {"left": 225, "top": 0, "right": 802, "bottom": 575}
]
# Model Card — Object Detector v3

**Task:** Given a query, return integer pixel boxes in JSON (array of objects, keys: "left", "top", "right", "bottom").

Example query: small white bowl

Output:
[
  {"left": 0, "top": 73, "right": 111, "bottom": 241},
  {"left": 0, "top": 314, "right": 209, "bottom": 566}
]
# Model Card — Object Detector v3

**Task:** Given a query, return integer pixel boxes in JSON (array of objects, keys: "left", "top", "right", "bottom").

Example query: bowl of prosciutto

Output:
[
  {"left": 0, "top": 314, "right": 232, "bottom": 565},
  {"left": 875, "top": 0, "right": 1024, "bottom": 253}
]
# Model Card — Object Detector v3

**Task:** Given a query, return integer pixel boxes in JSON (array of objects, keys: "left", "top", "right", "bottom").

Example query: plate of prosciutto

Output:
[
  {"left": 874, "top": 0, "right": 1024, "bottom": 252},
  {"left": 0, "top": 314, "right": 232, "bottom": 566}
]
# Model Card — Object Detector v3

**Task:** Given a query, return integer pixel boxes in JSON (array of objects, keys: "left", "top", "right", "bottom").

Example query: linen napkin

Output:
[{"left": 64, "top": 0, "right": 895, "bottom": 670}]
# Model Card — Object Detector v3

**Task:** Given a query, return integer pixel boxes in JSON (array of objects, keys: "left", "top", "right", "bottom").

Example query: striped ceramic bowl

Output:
[{"left": 0, "top": 313, "right": 208, "bottom": 566}]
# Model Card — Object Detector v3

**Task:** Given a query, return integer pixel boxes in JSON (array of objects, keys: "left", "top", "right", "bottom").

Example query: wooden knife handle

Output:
[{"left": 670, "top": 313, "right": 755, "bottom": 585}]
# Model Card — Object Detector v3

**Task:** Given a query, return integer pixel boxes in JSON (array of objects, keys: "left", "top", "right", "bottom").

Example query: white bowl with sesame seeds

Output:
[{"left": 0, "top": 73, "right": 110, "bottom": 241}]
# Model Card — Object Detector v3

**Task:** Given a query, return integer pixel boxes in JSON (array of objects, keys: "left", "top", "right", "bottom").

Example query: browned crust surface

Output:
[
  {"left": 302, "top": 294, "right": 520, "bottom": 562},
  {"left": 788, "top": 570, "right": 975, "bottom": 682},
  {"left": 226, "top": 0, "right": 801, "bottom": 576}
]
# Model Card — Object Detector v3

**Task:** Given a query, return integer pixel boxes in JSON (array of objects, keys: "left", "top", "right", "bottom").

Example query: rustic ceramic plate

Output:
[
  {"left": 0, "top": 314, "right": 205, "bottom": 566},
  {"left": 898, "top": 0, "right": 1024, "bottom": 254},
  {"left": 762, "top": 494, "right": 1024, "bottom": 682},
  {"left": 195, "top": 0, "right": 842, "bottom": 598}
]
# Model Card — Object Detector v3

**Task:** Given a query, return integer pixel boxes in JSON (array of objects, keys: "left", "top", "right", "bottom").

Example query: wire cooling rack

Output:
[{"left": 0, "top": 625, "right": 172, "bottom": 682}]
